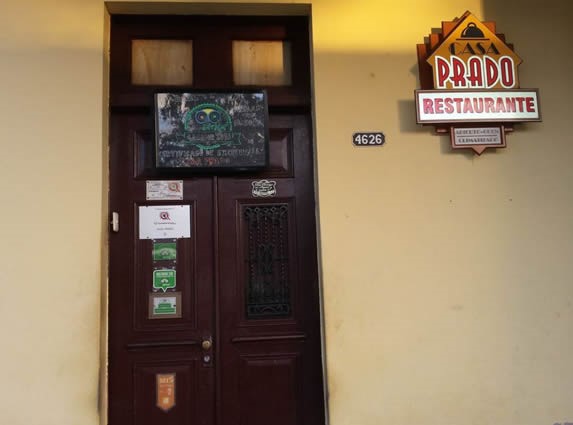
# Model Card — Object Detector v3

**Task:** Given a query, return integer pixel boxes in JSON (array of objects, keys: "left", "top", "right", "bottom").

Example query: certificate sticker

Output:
[
  {"left": 153, "top": 241, "right": 177, "bottom": 261},
  {"left": 146, "top": 180, "right": 183, "bottom": 200},
  {"left": 153, "top": 269, "right": 176, "bottom": 292},
  {"left": 149, "top": 292, "right": 181, "bottom": 319}
]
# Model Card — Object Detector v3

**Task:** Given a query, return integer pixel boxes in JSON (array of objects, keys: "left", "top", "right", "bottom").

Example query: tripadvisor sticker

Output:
[
  {"left": 153, "top": 269, "right": 176, "bottom": 292},
  {"left": 153, "top": 241, "right": 177, "bottom": 261}
]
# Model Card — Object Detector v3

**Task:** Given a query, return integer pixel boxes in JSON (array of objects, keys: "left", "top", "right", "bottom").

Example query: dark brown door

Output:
[{"left": 108, "top": 14, "right": 325, "bottom": 425}]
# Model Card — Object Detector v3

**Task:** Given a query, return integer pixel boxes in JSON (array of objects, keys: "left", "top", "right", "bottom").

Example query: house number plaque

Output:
[{"left": 352, "top": 132, "right": 385, "bottom": 146}]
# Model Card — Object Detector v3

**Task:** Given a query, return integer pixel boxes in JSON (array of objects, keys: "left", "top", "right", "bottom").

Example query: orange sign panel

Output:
[
  {"left": 156, "top": 373, "right": 176, "bottom": 412},
  {"left": 427, "top": 11, "right": 522, "bottom": 90}
]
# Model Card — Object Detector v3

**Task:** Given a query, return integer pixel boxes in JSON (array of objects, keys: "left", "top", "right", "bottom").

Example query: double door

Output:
[{"left": 108, "top": 111, "right": 325, "bottom": 425}]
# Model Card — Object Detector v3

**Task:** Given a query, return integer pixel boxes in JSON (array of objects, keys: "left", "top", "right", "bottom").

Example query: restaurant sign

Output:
[{"left": 415, "top": 11, "right": 541, "bottom": 154}]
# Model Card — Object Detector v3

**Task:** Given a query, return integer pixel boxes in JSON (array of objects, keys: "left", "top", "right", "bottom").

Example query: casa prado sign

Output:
[
  {"left": 415, "top": 11, "right": 541, "bottom": 154},
  {"left": 429, "top": 16, "right": 521, "bottom": 90}
]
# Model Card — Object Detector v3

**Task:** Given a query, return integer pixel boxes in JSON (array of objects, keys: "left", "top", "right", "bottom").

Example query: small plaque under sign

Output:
[
  {"left": 353, "top": 132, "right": 385, "bottom": 146},
  {"left": 451, "top": 125, "right": 506, "bottom": 155}
]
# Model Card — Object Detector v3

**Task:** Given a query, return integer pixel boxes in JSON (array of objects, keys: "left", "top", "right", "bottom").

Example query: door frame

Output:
[{"left": 100, "top": 3, "right": 328, "bottom": 425}]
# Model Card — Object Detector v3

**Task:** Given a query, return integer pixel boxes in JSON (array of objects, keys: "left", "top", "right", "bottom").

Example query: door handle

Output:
[
  {"left": 201, "top": 337, "right": 212, "bottom": 351},
  {"left": 202, "top": 337, "right": 213, "bottom": 365}
]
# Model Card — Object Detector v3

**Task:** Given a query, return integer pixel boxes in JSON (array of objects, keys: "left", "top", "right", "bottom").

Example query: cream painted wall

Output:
[
  {"left": 315, "top": 1, "right": 573, "bottom": 424},
  {"left": 0, "top": 1, "right": 105, "bottom": 425},
  {"left": 0, "top": 1, "right": 572, "bottom": 425}
]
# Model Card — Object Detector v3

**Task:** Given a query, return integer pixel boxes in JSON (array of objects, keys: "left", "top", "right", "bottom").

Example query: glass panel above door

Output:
[
  {"left": 233, "top": 41, "right": 292, "bottom": 86},
  {"left": 132, "top": 40, "right": 194, "bottom": 86}
]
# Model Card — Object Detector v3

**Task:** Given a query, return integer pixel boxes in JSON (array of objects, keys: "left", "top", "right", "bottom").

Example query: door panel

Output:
[
  {"left": 238, "top": 353, "right": 299, "bottom": 425},
  {"left": 109, "top": 113, "right": 216, "bottom": 425},
  {"left": 217, "top": 115, "right": 324, "bottom": 425}
]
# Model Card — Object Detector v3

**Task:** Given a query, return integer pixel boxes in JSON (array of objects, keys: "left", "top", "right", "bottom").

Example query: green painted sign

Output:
[
  {"left": 153, "top": 269, "right": 176, "bottom": 292},
  {"left": 153, "top": 242, "right": 177, "bottom": 261}
]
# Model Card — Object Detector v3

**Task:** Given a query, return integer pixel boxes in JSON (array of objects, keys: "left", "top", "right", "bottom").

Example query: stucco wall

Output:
[{"left": 0, "top": 1, "right": 572, "bottom": 425}]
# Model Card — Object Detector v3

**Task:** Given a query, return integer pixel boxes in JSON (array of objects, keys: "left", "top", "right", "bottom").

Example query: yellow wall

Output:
[{"left": 1, "top": 1, "right": 572, "bottom": 425}]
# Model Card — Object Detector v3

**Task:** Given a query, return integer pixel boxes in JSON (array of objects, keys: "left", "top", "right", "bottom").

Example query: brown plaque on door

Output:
[{"left": 156, "top": 373, "right": 176, "bottom": 412}]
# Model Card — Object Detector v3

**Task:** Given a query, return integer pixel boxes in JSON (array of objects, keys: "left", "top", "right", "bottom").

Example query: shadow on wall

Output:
[
  {"left": 481, "top": 0, "right": 547, "bottom": 73},
  {"left": 313, "top": 0, "right": 573, "bottom": 160},
  {"left": 313, "top": 51, "right": 419, "bottom": 132},
  {"left": 482, "top": 0, "right": 573, "bottom": 108},
  {"left": 312, "top": 51, "right": 475, "bottom": 157}
]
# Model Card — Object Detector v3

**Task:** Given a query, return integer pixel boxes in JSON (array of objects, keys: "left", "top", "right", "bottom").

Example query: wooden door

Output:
[{"left": 108, "top": 14, "right": 324, "bottom": 425}]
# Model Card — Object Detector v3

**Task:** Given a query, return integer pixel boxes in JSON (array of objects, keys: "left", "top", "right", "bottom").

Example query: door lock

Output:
[{"left": 202, "top": 338, "right": 213, "bottom": 364}]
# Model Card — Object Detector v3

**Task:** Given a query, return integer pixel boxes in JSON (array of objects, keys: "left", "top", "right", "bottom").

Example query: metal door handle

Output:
[
  {"left": 201, "top": 337, "right": 213, "bottom": 365},
  {"left": 201, "top": 338, "right": 212, "bottom": 351}
]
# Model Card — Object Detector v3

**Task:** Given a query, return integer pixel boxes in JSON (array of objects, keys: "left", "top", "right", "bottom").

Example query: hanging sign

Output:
[
  {"left": 415, "top": 10, "right": 541, "bottom": 154},
  {"left": 155, "top": 91, "right": 269, "bottom": 170},
  {"left": 451, "top": 125, "right": 506, "bottom": 154},
  {"left": 156, "top": 373, "right": 176, "bottom": 412},
  {"left": 139, "top": 205, "right": 191, "bottom": 239}
]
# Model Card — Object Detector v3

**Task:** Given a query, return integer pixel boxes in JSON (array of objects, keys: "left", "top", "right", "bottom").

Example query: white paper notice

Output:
[{"left": 139, "top": 205, "right": 191, "bottom": 239}]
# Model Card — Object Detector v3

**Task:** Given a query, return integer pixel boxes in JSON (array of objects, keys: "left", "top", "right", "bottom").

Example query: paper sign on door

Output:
[{"left": 139, "top": 205, "right": 191, "bottom": 239}]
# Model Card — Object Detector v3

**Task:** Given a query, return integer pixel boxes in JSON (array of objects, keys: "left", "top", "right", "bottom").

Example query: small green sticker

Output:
[
  {"left": 149, "top": 292, "right": 181, "bottom": 319},
  {"left": 153, "top": 297, "right": 177, "bottom": 315},
  {"left": 153, "top": 269, "right": 176, "bottom": 292},
  {"left": 153, "top": 242, "right": 177, "bottom": 261}
]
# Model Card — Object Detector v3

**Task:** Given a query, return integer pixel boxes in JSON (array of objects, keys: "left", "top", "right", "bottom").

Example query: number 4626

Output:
[{"left": 353, "top": 132, "right": 385, "bottom": 146}]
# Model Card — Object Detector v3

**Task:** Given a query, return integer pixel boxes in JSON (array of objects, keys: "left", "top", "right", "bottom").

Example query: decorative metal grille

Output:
[{"left": 244, "top": 205, "right": 291, "bottom": 318}]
